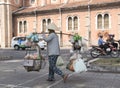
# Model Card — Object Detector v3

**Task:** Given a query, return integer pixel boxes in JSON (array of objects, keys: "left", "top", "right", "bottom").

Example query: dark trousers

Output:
[
  {"left": 99, "top": 44, "right": 108, "bottom": 52},
  {"left": 112, "top": 43, "right": 118, "bottom": 48},
  {"left": 48, "top": 55, "right": 64, "bottom": 79}
]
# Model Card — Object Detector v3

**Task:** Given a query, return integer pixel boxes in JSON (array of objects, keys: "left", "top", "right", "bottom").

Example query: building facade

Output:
[
  {"left": 0, "top": 0, "right": 120, "bottom": 48},
  {"left": 0, "top": 0, "right": 23, "bottom": 47}
]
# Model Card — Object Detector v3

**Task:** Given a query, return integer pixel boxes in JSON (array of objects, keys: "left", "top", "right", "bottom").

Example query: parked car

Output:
[{"left": 11, "top": 36, "right": 46, "bottom": 50}]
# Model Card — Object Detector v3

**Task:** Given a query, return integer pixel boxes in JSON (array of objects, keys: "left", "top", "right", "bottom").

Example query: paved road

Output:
[
  {"left": 0, "top": 49, "right": 120, "bottom": 88},
  {"left": 0, "top": 59, "right": 120, "bottom": 88}
]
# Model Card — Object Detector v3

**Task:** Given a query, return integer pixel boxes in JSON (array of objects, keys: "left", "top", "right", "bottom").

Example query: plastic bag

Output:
[
  {"left": 73, "top": 58, "right": 87, "bottom": 73},
  {"left": 26, "top": 33, "right": 39, "bottom": 43},
  {"left": 56, "top": 56, "right": 64, "bottom": 66},
  {"left": 31, "top": 34, "right": 39, "bottom": 43},
  {"left": 26, "top": 33, "right": 33, "bottom": 40},
  {"left": 78, "top": 40, "right": 82, "bottom": 46}
]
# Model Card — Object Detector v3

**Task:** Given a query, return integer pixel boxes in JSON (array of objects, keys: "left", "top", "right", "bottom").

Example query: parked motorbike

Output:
[{"left": 90, "top": 43, "right": 119, "bottom": 58}]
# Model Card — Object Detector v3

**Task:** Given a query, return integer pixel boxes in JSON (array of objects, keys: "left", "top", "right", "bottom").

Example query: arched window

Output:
[
  {"left": 47, "top": 19, "right": 51, "bottom": 25},
  {"left": 104, "top": 14, "right": 109, "bottom": 29},
  {"left": 24, "top": 21, "right": 27, "bottom": 33},
  {"left": 74, "top": 16, "right": 78, "bottom": 30},
  {"left": 42, "top": 19, "right": 46, "bottom": 32},
  {"left": 42, "top": 19, "right": 52, "bottom": 32},
  {"left": 97, "top": 14, "right": 102, "bottom": 29},
  {"left": 68, "top": 17, "right": 72, "bottom": 30},
  {"left": 19, "top": 21, "right": 22, "bottom": 33}
]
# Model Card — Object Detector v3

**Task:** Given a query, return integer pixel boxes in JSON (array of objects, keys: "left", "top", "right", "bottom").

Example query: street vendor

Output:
[{"left": 42, "top": 22, "right": 68, "bottom": 82}]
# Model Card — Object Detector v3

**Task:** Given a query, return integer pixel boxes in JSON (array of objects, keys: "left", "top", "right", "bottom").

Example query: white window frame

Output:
[
  {"left": 67, "top": 16, "right": 73, "bottom": 31},
  {"left": 23, "top": 21, "right": 27, "bottom": 33},
  {"left": 17, "top": 21, "right": 19, "bottom": 34},
  {"left": 96, "top": 13, "right": 103, "bottom": 30},
  {"left": 18, "top": 21, "right": 23, "bottom": 34},
  {"left": 103, "top": 12, "right": 111, "bottom": 29},
  {"left": 41, "top": 18, "right": 52, "bottom": 32},
  {"left": 66, "top": 16, "right": 79, "bottom": 31},
  {"left": 96, "top": 13, "right": 110, "bottom": 30},
  {"left": 42, "top": 19, "right": 47, "bottom": 32},
  {"left": 73, "top": 16, "right": 79, "bottom": 31}
]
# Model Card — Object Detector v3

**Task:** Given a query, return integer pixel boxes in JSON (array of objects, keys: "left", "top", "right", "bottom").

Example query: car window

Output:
[
  {"left": 14, "top": 37, "right": 19, "bottom": 40},
  {"left": 13, "top": 37, "right": 26, "bottom": 41},
  {"left": 21, "top": 37, "right": 26, "bottom": 41}
]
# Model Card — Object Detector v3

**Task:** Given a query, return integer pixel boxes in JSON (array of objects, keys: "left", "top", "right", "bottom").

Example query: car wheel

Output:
[{"left": 14, "top": 45, "right": 20, "bottom": 50}]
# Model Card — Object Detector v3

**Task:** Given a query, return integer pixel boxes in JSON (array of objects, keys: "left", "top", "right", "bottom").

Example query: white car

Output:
[{"left": 11, "top": 36, "right": 46, "bottom": 50}]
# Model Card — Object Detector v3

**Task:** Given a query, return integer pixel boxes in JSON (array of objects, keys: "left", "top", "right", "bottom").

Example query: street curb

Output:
[
  {"left": 89, "top": 64, "right": 120, "bottom": 73},
  {"left": 88, "top": 58, "right": 120, "bottom": 73},
  {"left": 0, "top": 56, "right": 13, "bottom": 61}
]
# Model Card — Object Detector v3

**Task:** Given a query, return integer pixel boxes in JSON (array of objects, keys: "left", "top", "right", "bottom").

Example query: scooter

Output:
[{"left": 90, "top": 43, "right": 119, "bottom": 58}]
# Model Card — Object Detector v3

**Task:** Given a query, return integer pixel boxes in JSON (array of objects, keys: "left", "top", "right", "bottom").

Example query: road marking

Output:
[
  {"left": 46, "top": 73, "right": 75, "bottom": 88},
  {"left": 3, "top": 69, "right": 15, "bottom": 72},
  {"left": 16, "top": 73, "right": 48, "bottom": 86},
  {"left": 0, "top": 84, "right": 31, "bottom": 88},
  {"left": 87, "top": 58, "right": 100, "bottom": 66},
  {"left": 1, "top": 60, "right": 23, "bottom": 63}
]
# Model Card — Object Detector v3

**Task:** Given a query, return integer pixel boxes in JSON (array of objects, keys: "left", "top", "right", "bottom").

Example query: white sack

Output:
[{"left": 73, "top": 58, "right": 87, "bottom": 73}]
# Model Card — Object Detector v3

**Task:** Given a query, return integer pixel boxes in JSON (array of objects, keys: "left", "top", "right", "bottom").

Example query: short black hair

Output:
[{"left": 99, "top": 35, "right": 103, "bottom": 38}]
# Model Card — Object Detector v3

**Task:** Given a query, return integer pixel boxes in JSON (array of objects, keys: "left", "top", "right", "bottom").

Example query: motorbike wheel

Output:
[
  {"left": 90, "top": 49, "right": 100, "bottom": 58},
  {"left": 110, "top": 50, "right": 119, "bottom": 58}
]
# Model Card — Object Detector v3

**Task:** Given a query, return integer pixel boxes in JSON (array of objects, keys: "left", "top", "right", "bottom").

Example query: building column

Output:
[
  {"left": 0, "top": 0, "right": 13, "bottom": 48},
  {"left": 0, "top": 2, "right": 8, "bottom": 48},
  {"left": 0, "top": 20, "right": 1, "bottom": 47},
  {"left": 7, "top": 1, "right": 13, "bottom": 47}
]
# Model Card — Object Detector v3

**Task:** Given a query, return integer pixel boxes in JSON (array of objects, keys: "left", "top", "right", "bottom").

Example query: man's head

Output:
[
  {"left": 99, "top": 35, "right": 103, "bottom": 38},
  {"left": 109, "top": 34, "right": 114, "bottom": 39}
]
